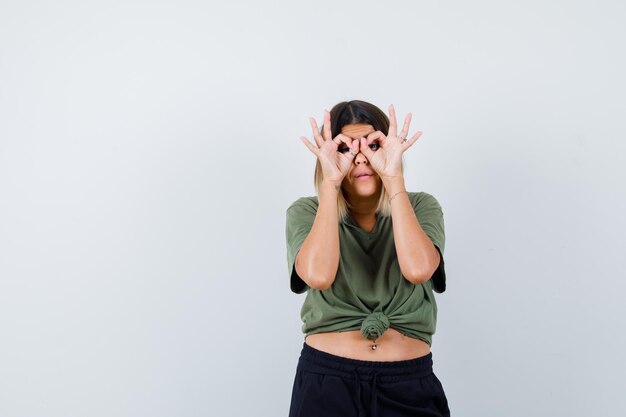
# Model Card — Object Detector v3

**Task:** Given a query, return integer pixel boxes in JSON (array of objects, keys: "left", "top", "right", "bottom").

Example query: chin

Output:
[{"left": 352, "top": 185, "right": 381, "bottom": 198}]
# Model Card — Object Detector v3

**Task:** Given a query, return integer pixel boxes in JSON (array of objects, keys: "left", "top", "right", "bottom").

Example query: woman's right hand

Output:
[{"left": 299, "top": 110, "right": 359, "bottom": 184}]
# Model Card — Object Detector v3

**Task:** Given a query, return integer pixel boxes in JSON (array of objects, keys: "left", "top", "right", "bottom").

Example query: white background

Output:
[{"left": 1, "top": 1, "right": 625, "bottom": 416}]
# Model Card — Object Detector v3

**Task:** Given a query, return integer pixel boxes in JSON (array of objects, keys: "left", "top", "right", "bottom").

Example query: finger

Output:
[
  {"left": 399, "top": 113, "right": 412, "bottom": 140},
  {"left": 334, "top": 133, "right": 355, "bottom": 147},
  {"left": 403, "top": 131, "right": 422, "bottom": 149},
  {"left": 350, "top": 138, "right": 360, "bottom": 154},
  {"left": 337, "top": 153, "right": 355, "bottom": 167},
  {"left": 300, "top": 136, "right": 320, "bottom": 156},
  {"left": 359, "top": 137, "right": 376, "bottom": 160},
  {"left": 335, "top": 134, "right": 358, "bottom": 159},
  {"left": 309, "top": 117, "right": 323, "bottom": 148},
  {"left": 366, "top": 131, "right": 386, "bottom": 146},
  {"left": 322, "top": 109, "right": 333, "bottom": 142},
  {"left": 346, "top": 140, "right": 359, "bottom": 159},
  {"left": 388, "top": 104, "right": 398, "bottom": 138}
]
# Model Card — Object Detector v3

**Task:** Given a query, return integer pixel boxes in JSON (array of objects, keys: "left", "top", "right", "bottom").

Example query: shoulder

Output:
[
  {"left": 286, "top": 196, "right": 319, "bottom": 214},
  {"left": 406, "top": 191, "right": 443, "bottom": 210}
]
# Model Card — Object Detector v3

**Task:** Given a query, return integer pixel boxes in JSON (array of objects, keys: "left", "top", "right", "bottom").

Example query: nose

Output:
[{"left": 354, "top": 151, "right": 368, "bottom": 165}]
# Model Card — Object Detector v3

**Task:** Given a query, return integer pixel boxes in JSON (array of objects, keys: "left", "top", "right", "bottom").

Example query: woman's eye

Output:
[
  {"left": 337, "top": 147, "right": 350, "bottom": 153},
  {"left": 368, "top": 143, "right": 380, "bottom": 151}
]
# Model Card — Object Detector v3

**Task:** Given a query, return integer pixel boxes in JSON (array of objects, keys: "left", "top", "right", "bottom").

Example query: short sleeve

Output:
[
  {"left": 285, "top": 197, "right": 318, "bottom": 294},
  {"left": 411, "top": 192, "right": 447, "bottom": 293}
]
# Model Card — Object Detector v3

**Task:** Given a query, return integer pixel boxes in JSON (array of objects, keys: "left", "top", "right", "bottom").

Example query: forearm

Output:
[
  {"left": 384, "top": 176, "right": 440, "bottom": 284},
  {"left": 295, "top": 180, "right": 341, "bottom": 290}
]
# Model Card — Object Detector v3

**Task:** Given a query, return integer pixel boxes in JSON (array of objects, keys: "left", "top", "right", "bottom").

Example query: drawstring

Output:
[
  {"left": 371, "top": 372, "right": 379, "bottom": 416},
  {"left": 353, "top": 368, "right": 363, "bottom": 417},
  {"left": 353, "top": 368, "right": 381, "bottom": 417}
]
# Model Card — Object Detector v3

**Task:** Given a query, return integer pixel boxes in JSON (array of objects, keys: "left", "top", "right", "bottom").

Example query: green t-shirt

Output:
[{"left": 285, "top": 191, "right": 446, "bottom": 346}]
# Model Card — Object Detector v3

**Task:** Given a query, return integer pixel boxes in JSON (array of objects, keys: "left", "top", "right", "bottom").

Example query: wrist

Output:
[
  {"left": 382, "top": 175, "right": 406, "bottom": 194},
  {"left": 320, "top": 179, "right": 342, "bottom": 193}
]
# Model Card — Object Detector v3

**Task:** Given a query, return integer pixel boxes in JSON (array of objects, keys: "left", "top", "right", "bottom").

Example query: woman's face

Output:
[{"left": 339, "top": 123, "right": 383, "bottom": 200}]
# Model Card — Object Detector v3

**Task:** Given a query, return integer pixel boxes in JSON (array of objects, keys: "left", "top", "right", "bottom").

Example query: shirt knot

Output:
[{"left": 360, "top": 312, "right": 390, "bottom": 340}]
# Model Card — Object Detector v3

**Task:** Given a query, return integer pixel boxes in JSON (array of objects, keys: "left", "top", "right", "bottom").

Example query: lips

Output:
[{"left": 354, "top": 172, "right": 374, "bottom": 179}]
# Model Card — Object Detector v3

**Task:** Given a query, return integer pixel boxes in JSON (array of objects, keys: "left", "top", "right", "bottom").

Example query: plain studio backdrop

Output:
[{"left": 1, "top": 1, "right": 625, "bottom": 416}]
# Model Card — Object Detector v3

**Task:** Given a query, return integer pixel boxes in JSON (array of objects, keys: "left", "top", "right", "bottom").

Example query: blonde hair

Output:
[{"left": 313, "top": 158, "right": 405, "bottom": 223}]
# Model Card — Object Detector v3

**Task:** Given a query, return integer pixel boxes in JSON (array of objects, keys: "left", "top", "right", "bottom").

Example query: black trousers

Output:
[{"left": 288, "top": 342, "right": 450, "bottom": 417}]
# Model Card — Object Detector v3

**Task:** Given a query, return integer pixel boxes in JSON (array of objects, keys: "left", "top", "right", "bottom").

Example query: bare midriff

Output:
[{"left": 304, "top": 328, "right": 431, "bottom": 361}]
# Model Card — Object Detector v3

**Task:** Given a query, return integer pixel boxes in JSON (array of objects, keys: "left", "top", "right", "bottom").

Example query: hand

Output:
[
  {"left": 358, "top": 104, "right": 422, "bottom": 180},
  {"left": 299, "top": 109, "right": 360, "bottom": 184}
]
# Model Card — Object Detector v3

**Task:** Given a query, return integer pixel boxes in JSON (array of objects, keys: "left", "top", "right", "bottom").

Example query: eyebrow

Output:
[{"left": 344, "top": 130, "right": 375, "bottom": 139}]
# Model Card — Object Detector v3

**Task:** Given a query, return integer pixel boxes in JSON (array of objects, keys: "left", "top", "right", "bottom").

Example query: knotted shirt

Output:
[{"left": 285, "top": 191, "right": 446, "bottom": 346}]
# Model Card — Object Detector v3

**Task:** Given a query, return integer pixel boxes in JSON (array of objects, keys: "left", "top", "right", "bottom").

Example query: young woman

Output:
[{"left": 286, "top": 100, "right": 450, "bottom": 417}]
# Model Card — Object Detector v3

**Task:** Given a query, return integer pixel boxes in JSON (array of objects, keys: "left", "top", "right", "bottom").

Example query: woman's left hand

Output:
[{"left": 358, "top": 104, "right": 422, "bottom": 180}]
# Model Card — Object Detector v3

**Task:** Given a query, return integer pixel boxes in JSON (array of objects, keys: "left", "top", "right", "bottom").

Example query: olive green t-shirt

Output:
[{"left": 285, "top": 191, "right": 446, "bottom": 346}]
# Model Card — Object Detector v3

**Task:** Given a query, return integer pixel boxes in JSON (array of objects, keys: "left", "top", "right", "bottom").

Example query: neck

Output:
[{"left": 346, "top": 192, "right": 380, "bottom": 219}]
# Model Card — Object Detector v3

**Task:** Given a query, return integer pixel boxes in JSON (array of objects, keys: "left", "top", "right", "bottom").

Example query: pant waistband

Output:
[
  {"left": 299, "top": 341, "right": 434, "bottom": 381},
  {"left": 298, "top": 342, "right": 434, "bottom": 417}
]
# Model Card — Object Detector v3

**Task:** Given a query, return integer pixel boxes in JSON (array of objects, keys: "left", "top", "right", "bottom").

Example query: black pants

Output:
[{"left": 288, "top": 342, "right": 450, "bottom": 417}]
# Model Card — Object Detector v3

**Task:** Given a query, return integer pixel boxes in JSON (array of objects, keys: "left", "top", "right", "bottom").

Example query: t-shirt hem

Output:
[{"left": 303, "top": 326, "right": 433, "bottom": 346}]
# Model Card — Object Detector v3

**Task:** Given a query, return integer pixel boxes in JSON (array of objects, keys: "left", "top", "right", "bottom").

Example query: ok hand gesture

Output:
[
  {"left": 358, "top": 104, "right": 422, "bottom": 180},
  {"left": 299, "top": 110, "right": 359, "bottom": 184}
]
